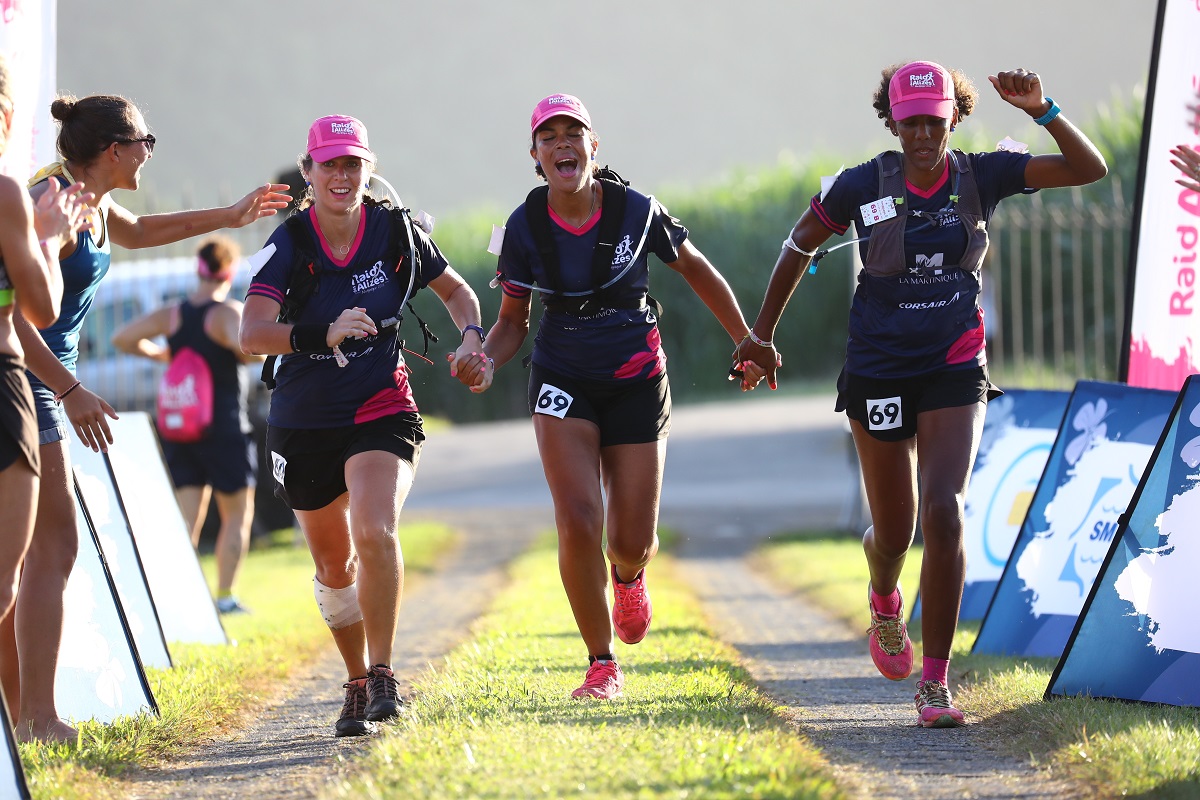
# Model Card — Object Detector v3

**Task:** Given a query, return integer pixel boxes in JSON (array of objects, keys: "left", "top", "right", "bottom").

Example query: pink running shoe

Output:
[
  {"left": 915, "top": 679, "right": 966, "bottom": 728},
  {"left": 571, "top": 659, "right": 625, "bottom": 700},
  {"left": 866, "top": 585, "right": 913, "bottom": 681},
  {"left": 611, "top": 566, "right": 652, "bottom": 644}
]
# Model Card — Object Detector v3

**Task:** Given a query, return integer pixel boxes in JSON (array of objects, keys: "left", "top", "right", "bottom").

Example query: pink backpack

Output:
[{"left": 156, "top": 347, "right": 214, "bottom": 443}]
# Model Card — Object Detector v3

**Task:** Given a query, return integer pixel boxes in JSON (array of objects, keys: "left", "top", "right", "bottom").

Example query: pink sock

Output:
[
  {"left": 870, "top": 587, "right": 901, "bottom": 616},
  {"left": 922, "top": 656, "right": 950, "bottom": 685}
]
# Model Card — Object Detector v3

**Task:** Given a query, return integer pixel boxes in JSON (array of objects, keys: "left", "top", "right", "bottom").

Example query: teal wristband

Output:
[{"left": 1034, "top": 97, "right": 1061, "bottom": 126}]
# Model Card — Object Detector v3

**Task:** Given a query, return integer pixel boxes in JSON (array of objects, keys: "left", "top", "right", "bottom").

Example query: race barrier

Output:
[
  {"left": 105, "top": 414, "right": 227, "bottom": 646},
  {"left": 57, "top": 482, "right": 157, "bottom": 725},
  {"left": 69, "top": 439, "right": 172, "bottom": 670},
  {"left": 973, "top": 380, "right": 1175, "bottom": 658},
  {"left": 1048, "top": 375, "right": 1200, "bottom": 707},
  {"left": 912, "top": 389, "right": 1070, "bottom": 622}
]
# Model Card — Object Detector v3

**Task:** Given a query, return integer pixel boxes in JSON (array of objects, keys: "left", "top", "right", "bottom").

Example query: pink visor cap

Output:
[
  {"left": 888, "top": 62, "right": 955, "bottom": 121},
  {"left": 307, "top": 115, "right": 374, "bottom": 162},
  {"left": 530, "top": 94, "right": 591, "bottom": 132}
]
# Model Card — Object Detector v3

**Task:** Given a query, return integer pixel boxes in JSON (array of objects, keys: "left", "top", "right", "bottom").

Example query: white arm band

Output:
[{"left": 782, "top": 237, "right": 817, "bottom": 257}]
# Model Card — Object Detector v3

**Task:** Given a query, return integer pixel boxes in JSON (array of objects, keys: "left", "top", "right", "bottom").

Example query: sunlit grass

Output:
[
  {"left": 758, "top": 534, "right": 1200, "bottom": 798},
  {"left": 325, "top": 547, "right": 846, "bottom": 800},
  {"left": 19, "top": 522, "right": 456, "bottom": 799}
]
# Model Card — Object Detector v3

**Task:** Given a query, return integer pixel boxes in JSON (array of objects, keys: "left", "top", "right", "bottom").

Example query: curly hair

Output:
[{"left": 871, "top": 63, "right": 978, "bottom": 129}]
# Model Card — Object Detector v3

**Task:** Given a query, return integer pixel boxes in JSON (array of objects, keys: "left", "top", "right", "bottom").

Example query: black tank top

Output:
[{"left": 167, "top": 299, "right": 249, "bottom": 434}]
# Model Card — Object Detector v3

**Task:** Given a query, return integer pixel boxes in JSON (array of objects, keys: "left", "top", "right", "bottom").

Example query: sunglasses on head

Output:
[{"left": 115, "top": 133, "right": 156, "bottom": 153}]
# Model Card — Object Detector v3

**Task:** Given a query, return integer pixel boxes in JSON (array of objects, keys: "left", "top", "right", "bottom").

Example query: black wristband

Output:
[
  {"left": 290, "top": 323, "right": 330, "bottom": 353},
  {"left": 460, "top": 324, "right": 487, "bottom": 344}
]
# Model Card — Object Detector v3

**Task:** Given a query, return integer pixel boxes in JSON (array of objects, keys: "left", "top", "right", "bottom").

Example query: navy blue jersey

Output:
[
  {"left": 498, "top": 187, "right": 687, "bottom": 382},
  {"left": 248, "top": 205, "right": 448, "bottom": 428},
  {"left": 813, "top": 150, "right": 1031, "bottom": 378}
]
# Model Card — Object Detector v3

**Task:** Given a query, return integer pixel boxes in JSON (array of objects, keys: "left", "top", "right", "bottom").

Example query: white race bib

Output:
[
  {"left": 534, "top": 383, "right": 574, "bottom": 419},
  {"left": 866, "top": 396, "right": 903, "bottom": 431},
  {"left": 859, "top": 196, "right": 898, "bottom": 226},
  {"left": 271, "top": 451, "right": 288, "bottom": 485}
]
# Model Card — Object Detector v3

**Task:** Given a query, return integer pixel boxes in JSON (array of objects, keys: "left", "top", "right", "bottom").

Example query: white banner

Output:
[
  {"left": 0, "top": 0, "right": 56, "bottom": 179},
  {"left": 1125, "top": 0, "right": 1200, "bottom": 390}
]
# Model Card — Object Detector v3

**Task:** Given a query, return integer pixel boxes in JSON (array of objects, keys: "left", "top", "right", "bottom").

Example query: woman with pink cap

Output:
[
  {"left": 241, "top": 115, "right": 489, "bottom": 736},
  {"left": 456, "top": 94, "right": 763, "bottom": 700},
  {"left": 739, "top": 63, "right": 1107, "bottom": 727},
  {"left": 112, "top": 235, "right": 262, "bottom": 615}
]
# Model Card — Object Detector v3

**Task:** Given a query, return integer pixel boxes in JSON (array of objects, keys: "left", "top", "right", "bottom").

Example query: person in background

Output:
[
  {"left": 456, "top": 94, "right": 764, "bottom": 701},
  {"left": 112, "top": 235, "right": 262, "bottom": 614},
  {"left": 738, "top": 62, "right": 1107, "bottom": 727},
  {"left": 10, "top": 92, "right": 288, "bottom": 742},
  {"left": 0, "top": 53, "right": 92, "bottom": 721},
  {"left": 240, "top": 114, "right": 489, "bottom": 737}
]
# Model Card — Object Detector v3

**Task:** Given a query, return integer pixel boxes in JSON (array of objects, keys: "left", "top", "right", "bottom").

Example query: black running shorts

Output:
[{"left": 527, "top": 362, "right": 671, "bottom": 446}]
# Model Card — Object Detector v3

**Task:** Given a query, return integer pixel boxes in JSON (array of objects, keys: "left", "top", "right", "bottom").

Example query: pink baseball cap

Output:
[
  {"left": 888, "top": 61, "right": 955, "bottom": 121},
  {"left": 530, "top": 94, "right": 591, "bottom": 132},
  {"left": 307, "top": 114, "right": 374, "bottom": 162}
]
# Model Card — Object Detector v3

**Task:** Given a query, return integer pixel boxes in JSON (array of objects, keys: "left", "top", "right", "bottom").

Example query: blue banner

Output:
[
  {"left": 1048, "top": 375, "right": 1200, "bottom": 706},
  {"left": 973, "top": 381, "right": 1175, "bottom": 657}
]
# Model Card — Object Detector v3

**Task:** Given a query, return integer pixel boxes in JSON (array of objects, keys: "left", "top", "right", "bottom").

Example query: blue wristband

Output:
[
  {"left": 1033, "top": 97, "right": 1061, "bottom": 126},
  {"left": 460, "top": 324, "right": 486, "bottom": 344}
]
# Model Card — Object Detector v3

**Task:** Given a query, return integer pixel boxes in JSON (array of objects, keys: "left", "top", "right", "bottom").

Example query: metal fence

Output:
[{"left": 984, "top": 183, "right": 1131, "bottom": 389}]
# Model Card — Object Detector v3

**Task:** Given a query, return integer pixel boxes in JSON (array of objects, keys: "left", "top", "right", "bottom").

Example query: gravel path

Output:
[
  {"left": 121, "top": 509, "right": 544, "bottom": 800},
  {"left": 674, "top": 535, "right": 1082, "bottom": 800}
]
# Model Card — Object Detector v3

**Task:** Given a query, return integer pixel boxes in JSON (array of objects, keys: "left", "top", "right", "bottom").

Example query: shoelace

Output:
[
  {"left": 614, "top": 579, "right": 645, "bottom": 612},
  {"left": 368, "top": 667, "right": 400, "bottom": 702},
  {"left": 916, "top": 680, "right": 954, "bottom": 710},
  {"left": 866, "top": 614, "right": 907, "bottom": 655},
  {"left": 580, "top": 662, "right": 619, "bottom": 690},
  {"left": 341, "top": 681, "right": 369, "bottom": 719}
]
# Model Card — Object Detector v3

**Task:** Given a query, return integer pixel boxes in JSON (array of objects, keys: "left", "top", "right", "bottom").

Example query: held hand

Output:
[
  {"left": 228, "top": 183, "right": 293, "bottom": 228},
  {"left": 328, "top": 307, "right": 377, "bottom": 347},
  {"left": 732, "top": 337, "right": 782, "bottom": 391},
  {"left": 1170, "top": 144, "right": 1200, "bottom": 192},
  {"left": 988, "top": 69, "right": 1047, "bottom": 116},
  {"left": 63, "top": 386, "right": 119, "bottom": 452},
  {"left": 33, "top": 182, "right": 96, "bottom": 247},
  {"left": 446, "top": 348, "right": 495, "bottom": 393}
]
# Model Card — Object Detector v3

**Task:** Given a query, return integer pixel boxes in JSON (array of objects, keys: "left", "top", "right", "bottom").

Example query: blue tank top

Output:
[{"left": 35, "top": 178, "right": 111, "bottom": 371}]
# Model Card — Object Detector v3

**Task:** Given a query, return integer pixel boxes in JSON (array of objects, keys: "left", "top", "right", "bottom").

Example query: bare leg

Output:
[
  {"left": 601, "top": 440, "right": 665, "bottom": 582},
  {"left": 914, "top": 403, "right": 985, "bottom": 659},
  {"left": 0, "top": 459, "right": 38, "bottom": 715},
  {"left": 174, "top": 484, "right": 210, "bottom": 548},
  {"left": 533, "top": 415, "right": 611, "bottom": 657},
  {"left": 212, "top": 487, "right": 253, "bottom": 596},
  {"left": 15, "top": 440, "right": 78, "bottom": 743},
  {"left": 850, "top": 420, "right": 918, "bottom": 598},
  {"left": 296, "top": 496, "right": 369, "bottom": 679}
]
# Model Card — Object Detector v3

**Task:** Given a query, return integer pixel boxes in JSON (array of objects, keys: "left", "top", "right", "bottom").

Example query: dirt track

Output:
[{"left": 124, "top": 394, "right": 1082, "bottom": 799}]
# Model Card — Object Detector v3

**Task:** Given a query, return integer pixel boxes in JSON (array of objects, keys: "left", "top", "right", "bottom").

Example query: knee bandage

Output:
[{"left": 313, "top": 577, "right": 363, "bottom": 629}]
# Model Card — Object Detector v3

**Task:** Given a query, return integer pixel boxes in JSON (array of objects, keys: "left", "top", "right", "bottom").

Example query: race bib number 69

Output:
[
  {"left": 866, "top": 395, "right": 903, "bottom": 431},
  {"left": 535, "top": 383, "right": 574, "bottom": 419}
]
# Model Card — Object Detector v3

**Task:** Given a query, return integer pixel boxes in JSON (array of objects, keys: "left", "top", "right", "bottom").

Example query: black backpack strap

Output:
[
  {"left": 589, "top": 177, "right": 627, "bottom": 299},
  {"left": 260, "top": 213, "right": 324, "bottom": 389},
  {"left": 524, "top": 185, "right": 560, "bottom": 301}
]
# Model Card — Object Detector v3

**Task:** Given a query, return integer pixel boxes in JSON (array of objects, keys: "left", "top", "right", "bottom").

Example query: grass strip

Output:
[
  {"left": 756, "top": 533, "right": 1200, "bottom": 798},
  {"left": 326, "top": 546, "right": 846, "bottom": 800},
  {"left": 19, "top": 522, "right": 455, "bottom": 800}
]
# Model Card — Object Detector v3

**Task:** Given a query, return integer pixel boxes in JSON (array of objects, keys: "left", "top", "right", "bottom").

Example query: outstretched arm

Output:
[
  {"left": 989, "top": 69, "right": 1108, "bottom": 189},
  {"left": 429, "top": 267, "right": 494, "bottom": 393},
  {"left": 111, "top": 305, "right": 174, "bottom": 362},
  {"left": 736, "top": 210, "right": 834, "bottom": 388},
  {"left": 107, "top": 182, "right": 291, "bottom": 250}
]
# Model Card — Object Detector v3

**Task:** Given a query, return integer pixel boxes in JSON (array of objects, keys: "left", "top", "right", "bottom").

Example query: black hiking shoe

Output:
[
  {"left": 335, "top": 677, "right": 376, "bottom": 737},
  {"left": 365, "top": 664, "right": 404, "bottom": 722}
]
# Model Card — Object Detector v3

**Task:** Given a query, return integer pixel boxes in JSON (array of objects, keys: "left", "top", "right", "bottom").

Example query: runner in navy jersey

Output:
[
  {"left": 240, "top": 115, "right": 489, "bottom": 737},
  {"left": 455, "top": 94, "right": 765, "bottom": 700},
  {"left": 738, "top": 63, "right": 1107, "bottom": 728}
]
